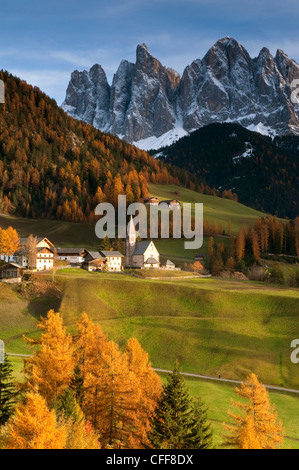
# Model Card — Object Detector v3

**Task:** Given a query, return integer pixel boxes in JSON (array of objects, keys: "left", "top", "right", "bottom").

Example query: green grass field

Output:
[
  {"left": 0, "top": 213, "right": 99, "bottom": 250},
  {"left": 182, "top": 376, "right": 299, "bottom": 449},
  {"left": 0, "top": 186, "right": 297, "bottom": 449},
  {"left": 149, "top": 183, "right": 275, "bottom": 235},
  {"left": 0, "top": 183, "right": 269, "bottom": 251},
  {"left": 1, "top": 270, "right": 298, "bottom": 449},
  {"left": 2, "top": 271, "right": 299, "bottom": 389}
]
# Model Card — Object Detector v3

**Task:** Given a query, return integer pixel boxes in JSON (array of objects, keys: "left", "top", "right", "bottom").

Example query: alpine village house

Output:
[{"left": 0, "top": 211, "right": 176, "bottom": 280}]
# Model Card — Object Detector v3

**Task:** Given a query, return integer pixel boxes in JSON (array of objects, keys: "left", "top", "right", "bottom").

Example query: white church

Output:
[{"left": 126, "top": 216, "right": 160, "bottom": 269}]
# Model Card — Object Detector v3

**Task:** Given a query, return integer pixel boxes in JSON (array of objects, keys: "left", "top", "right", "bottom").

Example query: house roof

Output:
[
  {"left": 36, "top": 247, "right": 53, "bottom": 253},
  {"left": 57, "top": 248, "right": 85, "bottom": 254},
  {"left": 145, "top": 257, "right": 159, "bottom": 264},
  {"left": 0, "top": 262, "right": 23, "bottom": 270},
  {"left": 19, "top": 237, "right": 54, "bottom": 247},
  {"left": 100, "top": 251, "right": 124, "bottom": 257},
  {"left": 85, "top": 251, "right": 104, "bottom": 260},
  {"left": 165, "top": 259, "right": 175, "bottom": 266},
  {"left": 133, "top": 240, "right": 152, "bottom": 255},
  {"left": 159, "top": 200, "right": 180, "bottom": 205}
]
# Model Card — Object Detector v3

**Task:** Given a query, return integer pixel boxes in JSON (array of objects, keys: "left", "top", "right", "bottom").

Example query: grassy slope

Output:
[
  {"left": 3, "top": 271, "right": 299, "bottom": 389},
  {"left": 0, "top": 182, "right": 267, "bottom": 251},
  {"left": 149, "top": 183, "right": 272, "bottom": 235},
  {"left": 2, "top": 271, "right": 299, "bottom": 449},
  {"left": 0, "top": 213, "right": 99, "bottom": 250},
  {"left": 182, "top": 376, "right": 299, "bottom": 449}
]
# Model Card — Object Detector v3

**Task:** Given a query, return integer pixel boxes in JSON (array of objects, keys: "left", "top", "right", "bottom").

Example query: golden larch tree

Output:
[
  {"left": 0, "top": 226, "right": 19, "bottom": 257},
  {"left": 83, "top": 337, "right": 140, "bottom": 448},
  {"left": 4, "top": 392, "right": 66, "bottom": 449},
  {"left": 124, "top": 337, "right": 162, "bottom": 447},
  {"left": 62, "top": 401, "right": 101, "bottom": 449},
  {"left": 236, "top": 226, "right": 246, "bottom": 262},
  {"left": 24, "top": 310, "right": 75, "bottom": 406},
  {"left": 223, "top": 373, "right": 284, "bottom": 449}
]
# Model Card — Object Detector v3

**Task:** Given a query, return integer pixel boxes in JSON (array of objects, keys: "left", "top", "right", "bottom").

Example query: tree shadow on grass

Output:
[{"left": 27, "top": 297, "right": 62, "bottom": 322}]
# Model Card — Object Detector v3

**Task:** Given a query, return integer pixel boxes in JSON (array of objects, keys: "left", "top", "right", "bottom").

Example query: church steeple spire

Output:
[
  {"left": 126, "top": 215, "right": 136, "bottom": 267},
  {"left": 127, "top": 215, "right": 136, "bottom": 246}
]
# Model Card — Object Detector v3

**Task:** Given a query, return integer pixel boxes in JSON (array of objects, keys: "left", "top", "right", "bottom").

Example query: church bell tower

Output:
[{"left": 126, "top": 215, "right": 136, "bottom": 267}]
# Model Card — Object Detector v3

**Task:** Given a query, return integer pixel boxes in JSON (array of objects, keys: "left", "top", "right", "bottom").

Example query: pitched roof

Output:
[
  {"left": 145, "top": 257, "right": 159, "bottom": 264},
  {"left": 0, "top": 262, "right": 23, "bottom": 270},
  {"left": 100, "top": 251, "right": 124, "bottom": 257},
  {"left": 85, "top": 251, "right": 104, "bottom": 260},
  {"left": 36, "top": 247, "right": 53, "bottom": 253},
  {"left": 165, "top": 259, "right": 175, "bottom": 266},
  {"left": 19, "top": 237, "right": 54, "bottom": 247},
  {"left": 159, "top": 200, "right": 180, "bottom": 205},
  {"left": 57, "top": 248, "right": 85, "bottom": 254},
  {"left": 133, "top": 240, "right": 152, "bottom": 255}
]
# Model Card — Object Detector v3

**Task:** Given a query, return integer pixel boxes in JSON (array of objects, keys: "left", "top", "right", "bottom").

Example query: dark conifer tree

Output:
[
  {"left": 149, "top": 362, "right": 212, "bottom": 449},
  {"left": 99, "top": 235, "right": 111, "bottom": 251},
  {"left": 0, "top": 354, "right": 18, "bottom": 425}
]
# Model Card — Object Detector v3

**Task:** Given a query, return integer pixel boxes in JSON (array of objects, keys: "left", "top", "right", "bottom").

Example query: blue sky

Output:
[{"left": 1, "top": 0, "right": 299, "bottom": 104}]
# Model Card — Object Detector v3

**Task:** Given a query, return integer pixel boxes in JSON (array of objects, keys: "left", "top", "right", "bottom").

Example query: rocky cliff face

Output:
[{"left": 62, "top": 38, "right": 299, "bottom": 149}]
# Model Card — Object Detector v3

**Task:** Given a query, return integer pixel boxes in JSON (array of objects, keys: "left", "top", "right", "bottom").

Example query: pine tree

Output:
[
  {"left": 149, "top": 363, "right": 212, "bottom": 449},
  {"left": 223, "top": 373, "right": 284, "bottom": 449},
  {"left": 100, "top": 235, "right": 111, "bottom": 251},
  {"left": 113, "top": 237, "right": 124, "bottom": 254},
  {"left": 54, "top": 388, "right": 100, "bottom": 449},
  {"left": 191, "top": 398, "right": 213, "bottom": 449},
  {"left": 0, "top": 354, "right": 18, "bottom": 425}
]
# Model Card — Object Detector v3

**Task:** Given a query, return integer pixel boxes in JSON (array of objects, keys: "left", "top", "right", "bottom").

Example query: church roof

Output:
[{"left": 133, "top": 240, "right": 152, "bottom": 255}]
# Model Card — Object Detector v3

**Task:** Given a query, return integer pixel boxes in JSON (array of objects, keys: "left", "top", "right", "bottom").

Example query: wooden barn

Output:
[{"left": 0, "top": 263, "right": 24, "bottom": 282}]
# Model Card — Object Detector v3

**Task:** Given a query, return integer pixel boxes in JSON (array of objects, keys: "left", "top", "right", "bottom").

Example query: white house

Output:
[
  {"left": 57, "top": 247, "right": 85, "bottom": 264},
  {"left": 159, "top": 199, "right": 180, "bottom": 209},
  {"left": 14, "top": 237, "right": 54, "bottom": 271},
  {"left": 100, "top": 251, "right": 124, "bottom": 272},
  {"left": 143, "top": 197, "right": 160, "bottom": 206}
]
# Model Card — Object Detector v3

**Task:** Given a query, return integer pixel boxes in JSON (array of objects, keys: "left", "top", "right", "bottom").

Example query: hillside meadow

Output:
[
  {"left": 2, "top": 271, "right": 298, "bottom": 389},
  {"left": 148, "top": 183, "right": 272, "bottom": 235},
  {"left": 1, "top": 270, "right": 299, "bottom": 449}
]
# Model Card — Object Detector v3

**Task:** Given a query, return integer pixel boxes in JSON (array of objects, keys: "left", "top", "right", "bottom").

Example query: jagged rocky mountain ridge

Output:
[{"left": 62, "top": 38, "right": 299, "bottom": 150}]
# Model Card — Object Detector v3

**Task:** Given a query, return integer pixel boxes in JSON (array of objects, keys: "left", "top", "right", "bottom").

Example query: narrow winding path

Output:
[{"left": 7, "top": 354, "right": 299, "bottom": 394}]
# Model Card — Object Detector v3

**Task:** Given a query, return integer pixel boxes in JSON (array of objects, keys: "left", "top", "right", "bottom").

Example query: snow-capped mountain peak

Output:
[{"left": 62, "top": 39, "right": 299, "bottom": 150}]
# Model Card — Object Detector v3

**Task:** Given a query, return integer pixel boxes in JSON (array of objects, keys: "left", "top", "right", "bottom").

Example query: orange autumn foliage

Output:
[
  {"left": 24, "top": 310, "right": 75, "bottom": 406},
  {"left": 0, "top": 226, "right": 19, "bottom": 257},
  {"left": 4, "top": 392, "right": 66, "bottom": 449},
  {"left": 223, "top": 373, "right": 285, "bottom": 449}
]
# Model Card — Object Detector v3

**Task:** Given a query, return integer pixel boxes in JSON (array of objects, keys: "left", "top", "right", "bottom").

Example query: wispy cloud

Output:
[{"left": 8, "top": 69, "right": 71, "bottom": 103}]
